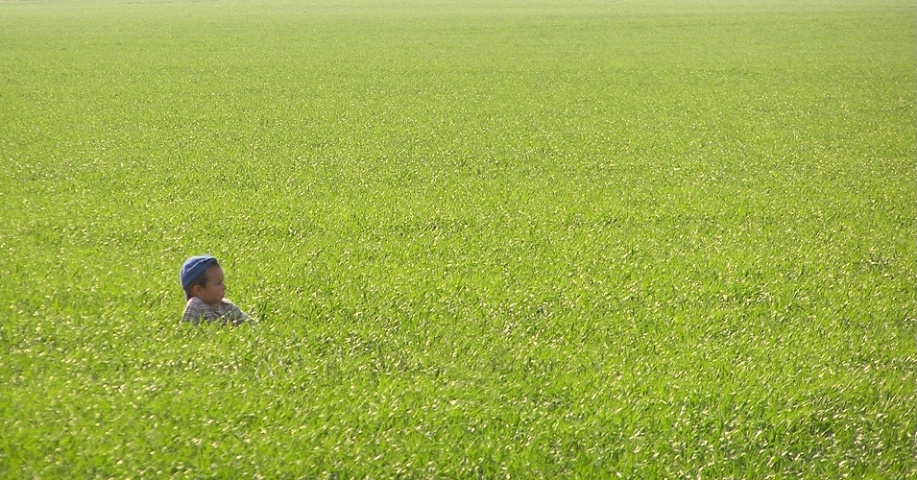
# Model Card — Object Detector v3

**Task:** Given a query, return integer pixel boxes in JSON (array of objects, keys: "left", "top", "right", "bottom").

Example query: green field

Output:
[{"left": 1, "top": 0, "right": 914, "bottom": 477}]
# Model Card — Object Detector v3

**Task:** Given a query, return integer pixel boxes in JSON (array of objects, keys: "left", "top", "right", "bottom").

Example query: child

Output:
[{"left": 180, "top": 255, "right": 255, "bottom": 325}]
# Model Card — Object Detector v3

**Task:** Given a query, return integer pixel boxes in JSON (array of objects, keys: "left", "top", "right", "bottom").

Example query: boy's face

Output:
[{"left": 194, "top": 265, "right": 225, "bottom": 306}]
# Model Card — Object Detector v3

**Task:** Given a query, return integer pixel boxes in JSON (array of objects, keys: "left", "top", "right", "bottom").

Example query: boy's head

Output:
[{"left": 180, "top": 255, "right": 225, "bottom": 302}]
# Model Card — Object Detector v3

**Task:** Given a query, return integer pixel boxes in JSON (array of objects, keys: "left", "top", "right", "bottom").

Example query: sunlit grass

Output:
[{"left": 1, "top": 0, "right": 914, "bottom": 477}]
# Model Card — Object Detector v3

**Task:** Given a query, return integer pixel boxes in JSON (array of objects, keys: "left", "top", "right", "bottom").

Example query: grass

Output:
[{"left": 1, "top": 0, "right": 915, "bottom": 478}]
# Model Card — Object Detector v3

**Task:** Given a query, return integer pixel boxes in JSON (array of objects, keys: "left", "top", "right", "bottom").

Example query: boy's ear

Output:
[{"left": 191, "top": 284, "right": 205, "bottom": 296}]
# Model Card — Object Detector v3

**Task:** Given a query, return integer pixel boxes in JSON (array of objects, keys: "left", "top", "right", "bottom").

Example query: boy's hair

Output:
[
  {"left": 184, "top": 261, "right": 219, "bottom": 299},
  {"left": 185, "top": 270, "right": 207, "bottom": 300}
]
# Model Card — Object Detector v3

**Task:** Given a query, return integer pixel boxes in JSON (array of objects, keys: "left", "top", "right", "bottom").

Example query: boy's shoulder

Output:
[
  {"left": 185, "top": 297, "right": 235, "bottom": 307},
  {"left": 185, "top": 296, "right": 202, "bottom": 309}
]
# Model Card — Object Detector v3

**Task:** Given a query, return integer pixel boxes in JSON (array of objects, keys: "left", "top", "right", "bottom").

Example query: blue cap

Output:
[{"left": 180, "top": 255, "right": 218, "bottom": 288}]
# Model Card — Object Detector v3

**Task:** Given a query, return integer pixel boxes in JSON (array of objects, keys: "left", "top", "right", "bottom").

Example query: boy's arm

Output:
[{"left": 223, "top": 300, "right": 257, "bottom": 325}]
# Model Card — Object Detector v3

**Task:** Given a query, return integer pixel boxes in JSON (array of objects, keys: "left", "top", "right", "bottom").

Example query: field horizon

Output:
[{"left": 1, "top": 0, "right": 915, "bottom": 478}]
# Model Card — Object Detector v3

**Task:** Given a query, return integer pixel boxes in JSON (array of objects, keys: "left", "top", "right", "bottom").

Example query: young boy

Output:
[{"left": 180, "top": 255, "right": 255, "bottom": 325}]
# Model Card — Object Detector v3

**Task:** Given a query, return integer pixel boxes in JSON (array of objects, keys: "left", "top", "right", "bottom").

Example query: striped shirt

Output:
[{"left": 182, "top": 297, "right": 255, "bottom": 326}]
